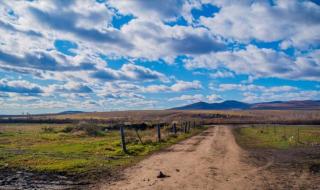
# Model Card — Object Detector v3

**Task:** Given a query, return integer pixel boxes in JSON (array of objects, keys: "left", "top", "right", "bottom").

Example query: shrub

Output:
[
  {"left": 74, "top": 122, "right": 105, "bottom": 137},
  {"left": 61, "top": 126, "right": 74, "bottom": 133},
  {"left": 42, "top": 126, "right": 55, "bottom": 133}
]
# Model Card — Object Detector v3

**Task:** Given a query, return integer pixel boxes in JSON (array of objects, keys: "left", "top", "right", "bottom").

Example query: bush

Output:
[
  {"left": 74, "top": 122, "right": 105, "bottom": 137},
  {"left": 61, "top": 126, "right": 74, "bottom": 133},
  {"left": 42, "top": 126, "right": 55, "bottom": 133}
]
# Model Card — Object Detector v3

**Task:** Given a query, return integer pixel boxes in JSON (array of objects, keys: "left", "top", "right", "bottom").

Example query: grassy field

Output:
[
  {"left": 9, "top": 110, "right": 318, "bottom": 125},
  {"left": 0, "top": 123, "right": 205, "bottom": 175},
  {"left": 234, "top": 124, "right": 320, "bottom": 149}
]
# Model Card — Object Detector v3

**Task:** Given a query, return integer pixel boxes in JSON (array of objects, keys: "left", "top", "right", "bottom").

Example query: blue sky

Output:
[{"left": 0, "top": 0, "right": 320, "bottom": 114}]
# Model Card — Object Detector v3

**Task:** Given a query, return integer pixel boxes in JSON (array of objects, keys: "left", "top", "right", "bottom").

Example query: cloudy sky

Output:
[{"left": 0, "top": 0, "right": 320, "bottom": 114}]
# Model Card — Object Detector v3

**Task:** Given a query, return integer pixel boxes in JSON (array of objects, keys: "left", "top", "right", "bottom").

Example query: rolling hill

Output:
[{"left": 171, "top": 100, "right": 320, "bottom": 110}]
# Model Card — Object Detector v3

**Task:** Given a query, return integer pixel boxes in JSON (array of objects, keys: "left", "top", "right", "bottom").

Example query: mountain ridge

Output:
[{"left": 171, "top": 100, "right": 320, "bottom": 110}]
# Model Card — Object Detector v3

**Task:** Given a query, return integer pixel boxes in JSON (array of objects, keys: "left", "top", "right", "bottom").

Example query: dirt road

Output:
[{"left": 96, "top": 126, "right": 276, "bottom": 190}]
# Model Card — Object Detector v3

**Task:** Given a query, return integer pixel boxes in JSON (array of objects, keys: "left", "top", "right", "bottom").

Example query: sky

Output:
[{"left": 0, "top": 0, "right": 320, "bottom": 114}]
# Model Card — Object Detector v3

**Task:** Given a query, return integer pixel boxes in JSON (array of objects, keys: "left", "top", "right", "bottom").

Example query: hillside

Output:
[{"left": 171, "top": 100, "right": 320, "bottom": 110}]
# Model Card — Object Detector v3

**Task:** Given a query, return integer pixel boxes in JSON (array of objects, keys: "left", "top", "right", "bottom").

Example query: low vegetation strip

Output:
[{"left": 233, "top": 124, "right": 320, "bottom": 149}]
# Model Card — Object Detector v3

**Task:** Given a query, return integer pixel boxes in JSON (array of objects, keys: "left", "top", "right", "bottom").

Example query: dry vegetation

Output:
[{"left": 2, "top": 110, "right": 320, "bottom": 125}]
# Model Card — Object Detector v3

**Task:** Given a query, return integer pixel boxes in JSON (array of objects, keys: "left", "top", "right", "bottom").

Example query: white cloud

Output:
[
  {"left": 185, "top": 45, "right": 320, "bottom": 81},
  {"left": 0, "top": 79, "right": 44, "bottom": 94},
  {"left": 206, "top": 94, "right": 223, "bottom": 102},
  {"left": 217, "top": 83, "right": 298, "bottom": 92},
  {"left": 243, "top": 90, "right": 320, "bottom": 103},
  {"left": 144, "top": 80, "right": 202, "bottom": 93},
  {"left": 169, "top": 94, "right": 204, "bottom": 102},
  {"left": 169, "top": 93, "right": 223, "bottom": 103},
  {"left": 210, "top": 70, "right": 234, "bottom": 78},
  {"left": 201, "top": 0, "right": 320, "bottom": 49}
]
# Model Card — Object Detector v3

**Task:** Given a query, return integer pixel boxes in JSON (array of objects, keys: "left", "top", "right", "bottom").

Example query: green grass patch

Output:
[
  {"left": 0, "top": 123, "right": 206, "bottom": 175},
  {"left": 234, "top": 125, "right": 320, "bottom": 149}
]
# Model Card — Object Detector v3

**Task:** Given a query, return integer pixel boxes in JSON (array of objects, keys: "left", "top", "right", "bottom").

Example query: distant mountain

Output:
[
  {"left": 251, "top": 100, "right": 320, "bottom": 110},
  {"left": 57, "top": 111, "right": 85, "bottom": 115},
  {"left": 171, "top": 100, "right": 250, "bottom": 110},
  {"left": 171, "top": 100, "right": 320, "bottom": 110}
]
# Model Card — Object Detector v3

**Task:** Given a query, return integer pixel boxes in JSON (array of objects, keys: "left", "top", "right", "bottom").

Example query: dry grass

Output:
[{"left": 48, "top": 110, "right": 320, "bottom": 125}]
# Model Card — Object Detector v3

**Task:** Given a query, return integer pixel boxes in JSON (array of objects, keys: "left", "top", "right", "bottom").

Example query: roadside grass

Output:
[
  {"left": 0, "top": 123, "right": 205, "bottom": 175},
  {"left": 233, "top": 125, "right": 320, "bottom": 149}
]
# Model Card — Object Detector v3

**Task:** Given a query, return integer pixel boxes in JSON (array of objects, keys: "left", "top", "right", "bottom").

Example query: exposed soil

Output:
[
  {"left": 0, "top": 169, "right": 93, "bottom": 190},
  {"left": 94, "top": 126, "right": 320, "bottom": 190},
  {"left": 246, "top": 146, "right": 320, "bottom": 189}
]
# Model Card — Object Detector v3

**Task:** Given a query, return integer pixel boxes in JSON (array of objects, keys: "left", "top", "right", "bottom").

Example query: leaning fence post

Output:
[
  {"left": 120, "top": 125, "right": 127, "bottom": 153},
  {"left": 157, "top": 124, "right": 161, "bottom": 142}
]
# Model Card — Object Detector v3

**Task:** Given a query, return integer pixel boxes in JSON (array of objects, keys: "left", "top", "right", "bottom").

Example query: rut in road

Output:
[{"left": 96, "top": 126, "right": 271, "bottom": 190}]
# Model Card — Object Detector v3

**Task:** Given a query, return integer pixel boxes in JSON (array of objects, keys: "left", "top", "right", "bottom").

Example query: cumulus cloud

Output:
[
  {"left": 217, "top": 83, "right": 298, "bottom": 92},
  {"left": 0, "top": 79, "right": 43, "bottom": 94},
  {"left": 47, "top": 82, "right": 93, "bottom": 94},
  {"left": 108, "top": 0, "right": 185, "bottom": 21},
  {"left": 206, "top": 94, "right": 223, "bottom": 102},
  {"left": 0, "top": 50, "right": 81, "bottom": 72},
  {"left": 211, "top": 82, "right": 319, "bottom": 103},
  {"left": 91, "top": 63, "right": 168, "bottom": 82},
  {"left": 169, "top": 94, "right": 204, "bottom": 102},
  {"left": 28, "top": 6, "right": 133, "bottom": 48},
  {"left": 169, "top": 93, "right": 222, "bottom": 103},
  {"left": 201, "top": 0, "right": 320, "bottom": 49},
  {"left": 170, "top": 33, "right": 226, "bottom": 54},
  {"left": 210, "top": 70, "right": 234, "bottom": 78},
  {"left": 185, "top": 45, "right": 320, "bottom": 81},
  {"left": 243, "top": 90, "right": 320, "bottom": 103},
  {"left": 144, "top": 80, "right": 202, "bottom": 93}
]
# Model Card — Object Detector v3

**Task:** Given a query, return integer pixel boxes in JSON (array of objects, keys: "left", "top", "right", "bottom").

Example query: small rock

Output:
[
  {"left": 176, "top": 169, "right": 180, "bottom": 172},
  {"left": 157, "top": 171, "right": 170, "bottom": 178}
]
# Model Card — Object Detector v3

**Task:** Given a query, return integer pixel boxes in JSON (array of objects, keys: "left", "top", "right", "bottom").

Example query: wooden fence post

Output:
[
  {"left": 120, "top": 125, "right": 127, "bottom": 153},
  {"left": 157, "top": 124, "right": 161, "bottom": 142},
  {"left": 173, "top": 123, "right": 177, "bottom": 135},
  {"left": 297, "top": 127, "right": 300, "bottom": 143},
  {"left": 188, "top": 121, "right": 191, "bottom": 133},
  {"left": 184, "top": 122, "right": 187, "bottom": 133}
]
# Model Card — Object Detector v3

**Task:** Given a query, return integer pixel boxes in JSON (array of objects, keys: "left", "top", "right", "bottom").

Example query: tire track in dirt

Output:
[{"left": 95, "top": 126, "right": 272, "bottom": 190}]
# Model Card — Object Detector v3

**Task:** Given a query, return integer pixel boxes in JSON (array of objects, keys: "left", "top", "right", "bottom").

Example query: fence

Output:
[{"left": 118, "top": 121, "right": 200, "bottom": 153}]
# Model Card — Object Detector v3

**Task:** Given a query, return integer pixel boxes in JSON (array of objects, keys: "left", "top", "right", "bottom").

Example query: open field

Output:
[
  {"left": 234, "top": 124, "right": 320, "bottom": 149},
  {"left": 0, "top": 122, "right": 205, "bottom": 189},
  {"left": 2, "top": 110, "right": 320, "bottom": 125}
]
